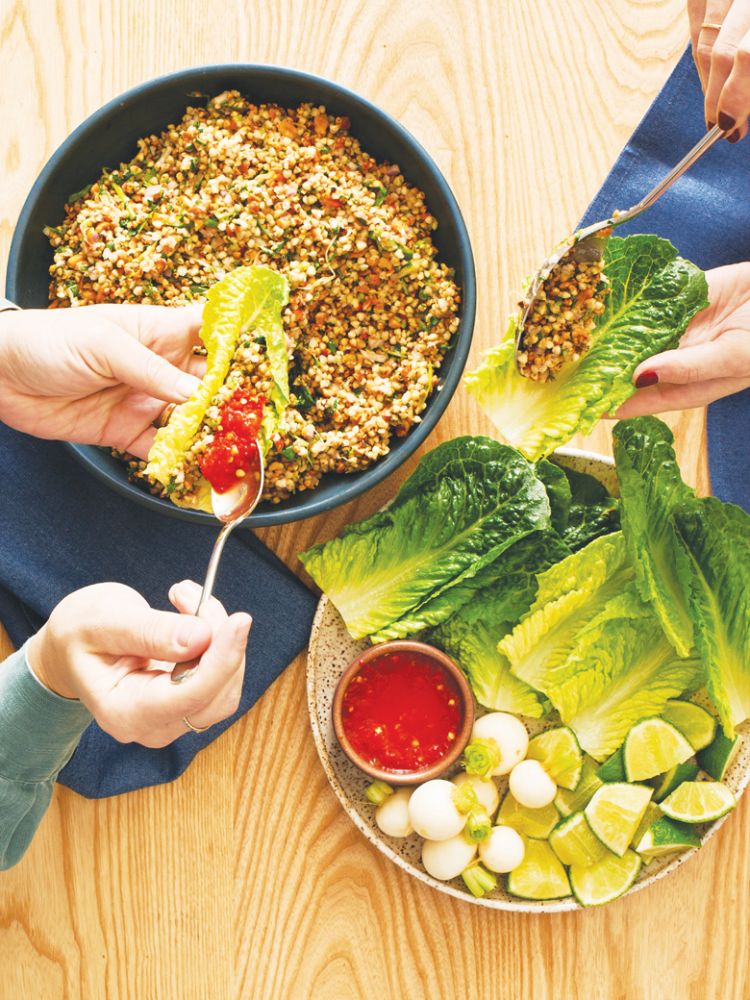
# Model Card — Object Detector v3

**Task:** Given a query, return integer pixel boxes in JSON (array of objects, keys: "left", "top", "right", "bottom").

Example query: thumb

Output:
[
  {"left": 96, "top": 606, "right": 213, "bottom": 662},
  {"left": 633, "top": 334, "right": 750, "bottom": 387},
  {"left": 101, "top": 328, "right": 201, "bottom": 403}
]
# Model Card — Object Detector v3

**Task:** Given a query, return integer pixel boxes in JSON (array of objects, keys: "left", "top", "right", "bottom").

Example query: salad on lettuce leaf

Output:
[
  {"left": 465, "top": 236, "right": 708, "bottom": 460},
  {"left": 146, "top": 265, "right": 290, "bottom": 512}
]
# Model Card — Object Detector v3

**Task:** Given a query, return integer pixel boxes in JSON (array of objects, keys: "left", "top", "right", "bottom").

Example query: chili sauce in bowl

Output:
[{"left": 332, "top": 640, "right": 474, "bottom": 784}]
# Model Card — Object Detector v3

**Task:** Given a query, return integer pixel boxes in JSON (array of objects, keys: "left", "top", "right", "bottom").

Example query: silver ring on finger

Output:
[
  {"left": 183, "top": 715, "right": 211, "bottom": 734},
  {"left": 153, "top": 402, "right": 177, "bottom": 429},
  {"left": 700, "top": 21, "right": 724, "bottom": 31}
]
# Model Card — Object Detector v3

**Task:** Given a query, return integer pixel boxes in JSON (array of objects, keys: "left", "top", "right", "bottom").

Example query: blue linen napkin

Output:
[
  {"left": 579, "top": 47, "right": 750, "bottom": 510},
  {"left": 0, "top": 423, "right": 317, "bottom": 797}
]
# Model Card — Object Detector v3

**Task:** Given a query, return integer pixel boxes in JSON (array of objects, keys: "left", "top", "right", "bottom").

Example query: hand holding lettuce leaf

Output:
[
  {"left": 465, "top": 236, "right": 708, "bottom": 460},
  {"left": 146, "top": 265, "right": 290, "bottom": 511},
  {"left": 616, "top": 262, "right": 750, "bottom": 418}
]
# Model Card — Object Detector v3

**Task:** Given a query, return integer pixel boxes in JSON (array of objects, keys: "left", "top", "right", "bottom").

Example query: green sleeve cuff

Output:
[{"left": 0, "top": 643, "right": 93, "bottom": 782}]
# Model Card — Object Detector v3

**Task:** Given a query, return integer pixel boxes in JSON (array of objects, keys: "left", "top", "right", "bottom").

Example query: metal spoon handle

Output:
[
  {"left": 613, "top": 124, "right": 724, "bottom": 227},
  {"left": 170, "top": 519, "right": 238, "bottom": 684}
]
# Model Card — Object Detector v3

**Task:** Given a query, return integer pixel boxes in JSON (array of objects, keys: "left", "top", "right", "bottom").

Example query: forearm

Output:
[{"left": 0, "top": 643, "right": 92, "bottom": 870}]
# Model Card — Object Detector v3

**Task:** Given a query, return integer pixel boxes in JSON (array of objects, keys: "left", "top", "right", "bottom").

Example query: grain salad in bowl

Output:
[{"left": 43, "top": 91, "right": 462, "bottom": 510}]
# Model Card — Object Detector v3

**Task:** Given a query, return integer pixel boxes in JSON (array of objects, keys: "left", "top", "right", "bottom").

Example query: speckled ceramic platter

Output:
[{"left": 306, "top": 449, "right": 750, "bottom": 911}]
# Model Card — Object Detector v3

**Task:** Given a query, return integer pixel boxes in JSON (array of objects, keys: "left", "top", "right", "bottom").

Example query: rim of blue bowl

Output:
[{"left": 6, "top": 63, "right": 476, "bottom": 527}]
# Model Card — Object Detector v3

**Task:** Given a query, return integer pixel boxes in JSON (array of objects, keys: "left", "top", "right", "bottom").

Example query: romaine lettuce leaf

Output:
[
  {"left": 536, "top": 460, "right": 572, "bottom": 535},
  {"left": 500, "top": 533, "right": 638, "bottom": 696},
  {"left": 146, "top": 265, "right": 290, "bottom": 491},
  {"left": 613, "top": 416, "right": 696, "bottom": 656},
  {"left": 500, "top": 530, "right": 701, "bottom": 758},
  {"left": 300, "top": 436, "right": 551, "bottom": 639},
  {"left": 465, "top": 236, "right": 708, "bottom": 460},
  {"left": 552, "top": 605, "right": 702, "bottom": 760},
  {"left": 560, "top": 465, "right": 620, "bottom": 551},
  {"left": 672, "top": 498, "right": 750, "bottom": 737},
  {"left": 434, "top": 616, "right": 546, "bottom": 718},
  {"left": 424, "top": 532, "right": 570, "bottom": 717}
]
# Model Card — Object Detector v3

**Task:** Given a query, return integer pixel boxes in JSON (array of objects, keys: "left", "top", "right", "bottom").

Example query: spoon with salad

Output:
[{"left": 515, "top": 124, "right": 725, "bottom": 382}]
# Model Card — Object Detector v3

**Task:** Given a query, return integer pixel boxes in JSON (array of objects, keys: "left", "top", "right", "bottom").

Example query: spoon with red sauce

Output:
[{"left": 171, "top": 389, "right": 266, "bottom": 684}]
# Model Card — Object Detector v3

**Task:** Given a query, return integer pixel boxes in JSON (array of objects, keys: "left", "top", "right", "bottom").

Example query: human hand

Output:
[
  {"left": 0, "top": 303, "right": 204, "bottom": 457},
  {"left": 688, "top": 0, "right": 750, "bottom": 140},
  {"left": 615, "top": 262, "right": 750, "bottom": 417},
  {"left": 26, "top": 581, "right": 250, "bottom": 746}
]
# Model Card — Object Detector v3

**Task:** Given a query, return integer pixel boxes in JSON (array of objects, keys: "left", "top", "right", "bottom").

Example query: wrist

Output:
[{"left": 26, "top": 627, "right": 81, "bottom": 701}]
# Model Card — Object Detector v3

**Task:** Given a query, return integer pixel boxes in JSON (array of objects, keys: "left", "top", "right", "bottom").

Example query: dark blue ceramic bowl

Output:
[{"left": 6, "top": 65, "right": 475, "bottom": 526}]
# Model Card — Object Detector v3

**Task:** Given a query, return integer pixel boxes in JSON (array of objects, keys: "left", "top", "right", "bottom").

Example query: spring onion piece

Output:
[
  {"left": 462, "top": 860, "right": 498, "bottom": 898},
  {"left": 464, "top": 808, "right": 493, "bottom": 843},
  {"left": 365, "top": 780, "right": 394, "bottom": 806},
  {"left": 462, "top": 738, "right": 502, "bottom": 778}
]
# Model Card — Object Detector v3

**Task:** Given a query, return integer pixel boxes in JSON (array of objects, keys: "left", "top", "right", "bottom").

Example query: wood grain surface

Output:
[{"left": 0, "top": 1, "right": 743, "bottom": 998}]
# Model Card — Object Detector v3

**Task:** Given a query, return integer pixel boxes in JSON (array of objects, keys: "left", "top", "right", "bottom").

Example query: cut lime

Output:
[
  {"left": 624, "top": 718, "right": 693, "bottom": 782},
  {"left": 631, "top": 802, "right": 662, "bottom": 849},
  {"left": 661, "top": 700, "right": 716, "bottom": 752},
  {"left": 635, "top": 816, "right": 701, "bottom": 860},
  {"left": 697, "top": 731, "right": 742, "bottom": 782},
  {"left": 584, "top": 783, "right": 653, "bottom": 857},
  {"left": 549, "top": 812, "right": 608, "bottom": 867},
  {"left": 506, "top": 839, "right": 571, "bottom": 900},
  {"left": 526, "top": 726, "right": 583, "bottom": 791},
  {"left": 660, "top": 781, "right": 736, "bottom": 823},
  {"left": 650, "top": 760, "right": 699, "bottom": 802},
  {"left": 555, "top": 757, "right": 602, "bottom": 817},
  {"left": 497, "top": 792, "right": 559, "bottom": 839},
  {"left": 597, "top": 747, "right": 625, "bottom": 783},
  {"left": 570, "top": 849, "right": 641, "bottom": 907}
]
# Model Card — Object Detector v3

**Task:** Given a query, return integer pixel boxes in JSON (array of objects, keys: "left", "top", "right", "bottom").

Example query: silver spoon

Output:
[
  {"left": 514, "top": 124, "right": 726, "bottom": 371},
  {"left": 170, "top": 450, "right": 265, "bottom": 684}
]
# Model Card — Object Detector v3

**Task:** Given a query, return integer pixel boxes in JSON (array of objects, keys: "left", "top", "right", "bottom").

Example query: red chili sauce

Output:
[
  {"left": 341, "top": 650, "right": 464, "bottom": 772},
  {"left": 199, "top": 388, "right": 265, "bottom": 494}
]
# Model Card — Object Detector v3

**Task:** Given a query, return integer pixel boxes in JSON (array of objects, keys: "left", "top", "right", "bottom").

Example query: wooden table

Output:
[{"left": 1, "top": 2, "right": 745, "bottom": 998}]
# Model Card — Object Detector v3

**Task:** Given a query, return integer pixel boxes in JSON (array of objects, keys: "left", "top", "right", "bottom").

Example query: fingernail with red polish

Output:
[
  {"left": 727, "top": 129, "right": 741, "bottom": 144},
  {"left": 707, "top": 121, "right": 716, "bottom": 130},
  {"left": 635, "top": 370, "right": 659, "bottom": 389},
  {"left": 718, "top": 111, "right": 736, "bottom": 132}
]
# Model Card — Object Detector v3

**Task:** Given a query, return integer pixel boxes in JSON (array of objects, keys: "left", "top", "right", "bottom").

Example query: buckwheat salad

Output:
[{"left": 45, "top": 91, "right": 461, "bottom": 506}]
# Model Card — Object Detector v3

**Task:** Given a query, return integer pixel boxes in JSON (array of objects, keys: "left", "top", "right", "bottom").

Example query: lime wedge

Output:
[
  {"left": 526, "top": 727, "right": 583, "bottom": 791},
  {"left": 570, "top": 850, "right": 641, "bottom": 906},
  {"left": 497, "top": 792, "right": 558, "bottom": 839},
  {"left": 635, "top": 816, "right": 701, "bottom": 859},
  {"left": 650, "top": 760, "right": 699, "bottom": 802},
  {"left": 660, "top": 781, "right": 736, "bottom": 823},
  {"left": 555, "top": 757, "right": 602, "bottom": 817},
  {"left": 697, "top": 731, "right": 743, "bottom": 782},
  {"left": 597, "top": 747, "right": 625, "bottom": 783},
  {"left": 631, "top": 802, "right": 662, "bottom": 849},
  {"left": 661, "top": 700, "right": 716, "bottom": 751},
  {"left": 506, "top": 839, "right": 571, "bottom": 900},
  {"left": 624, "top": 718, "right": 693, "bottom": 782},
  {"left": 584, "top": 783, "right": 653, "bottom": 857},
  {"left": 549, "top": 812, "right": 608, "bottom": 867}
]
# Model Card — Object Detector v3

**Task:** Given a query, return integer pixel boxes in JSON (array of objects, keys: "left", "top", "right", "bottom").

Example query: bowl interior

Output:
[{"left": 6, "top": 65, "right": 475, "bottom": 527}]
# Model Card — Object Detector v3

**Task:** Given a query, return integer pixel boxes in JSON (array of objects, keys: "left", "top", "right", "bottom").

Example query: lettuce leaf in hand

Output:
[
  {"left": 146, "top": 265, "right": 290, "bottom": 499},
  {"left": 613, "top": 416, "right": 696, "bottom": 656},
  {"left": 300, "top": 436, "right": 551, "bottom": 640},
  {"left": 672, "top": 498, "right": 750, "bottom": 737},
  {"left": 465, "top": 236, "right": 709, "bottom": 460}
]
